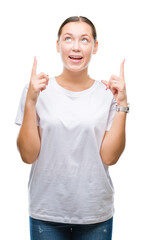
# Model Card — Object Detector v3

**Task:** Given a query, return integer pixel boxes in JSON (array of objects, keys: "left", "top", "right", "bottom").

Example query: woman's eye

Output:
[
  {"left": 65, "top": 37, "right": 72, "bottom": 42},
  {"left": 82, "top": 38, "right": 88, "bottom": 43}
]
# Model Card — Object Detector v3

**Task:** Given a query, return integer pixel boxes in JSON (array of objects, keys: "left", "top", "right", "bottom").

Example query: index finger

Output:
[
  {"left": 31, "top": 56, "right": 37, "bottom": 77},
  {"left": 120, "top": 59, "right": 125, "bottom": 79}
]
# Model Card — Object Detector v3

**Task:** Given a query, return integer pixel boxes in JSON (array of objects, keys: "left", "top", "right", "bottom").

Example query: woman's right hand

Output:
[{"left": 27, "top": 56, "right": 49, "bottom": 105}]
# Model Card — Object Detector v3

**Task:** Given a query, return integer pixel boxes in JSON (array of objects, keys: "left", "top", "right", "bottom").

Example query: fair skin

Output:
[
  {"left": 100, "top": 60, "right": 128, "bottom": 165},
  {"left": 56, "top": 22, "right": 98, "bottom": 90},
  {"left": 17, "top": 21, "right": 127, "bottom": 165},
  {"left": 16, "top": 58, "right": 49, "bottom": 164}
]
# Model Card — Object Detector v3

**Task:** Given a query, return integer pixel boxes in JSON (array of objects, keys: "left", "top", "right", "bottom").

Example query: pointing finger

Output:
[
  {"left": 120, "top": 59, "right": 125, "bottom": 79},
  {"left": 31, "top": 56, "right": 37, "bottom": 77}
]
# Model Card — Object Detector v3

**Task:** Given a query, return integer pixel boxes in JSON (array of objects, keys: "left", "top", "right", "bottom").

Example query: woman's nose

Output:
[{"left": 72, "top": 40, "right": 80, "bottom": 51}]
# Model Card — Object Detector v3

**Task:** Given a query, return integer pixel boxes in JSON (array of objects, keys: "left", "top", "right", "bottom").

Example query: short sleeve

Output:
[
  {"left": 105, "top": 97, "right": 117, "bottom": 131},
  {"left": 15, "top": 84, "right": 40, "bottom": 126}
]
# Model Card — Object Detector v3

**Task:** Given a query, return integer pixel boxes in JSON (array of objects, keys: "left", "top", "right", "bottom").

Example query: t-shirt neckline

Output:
[{"left": 52, "top": 76, "right": 98, "bottom": 97}]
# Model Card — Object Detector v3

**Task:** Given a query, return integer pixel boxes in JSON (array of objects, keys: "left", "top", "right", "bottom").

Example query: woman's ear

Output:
[
  {"left": 92, "top": 41, "right": 98, "bottom": 55},
  {"left": 56, "top": 39, "right": 60, "bottom": 53}
]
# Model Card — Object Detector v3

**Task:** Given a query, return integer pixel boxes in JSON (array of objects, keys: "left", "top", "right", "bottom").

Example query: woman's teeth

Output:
[{"left": 69, "top": 56, "right": 83, "bottom": 60}]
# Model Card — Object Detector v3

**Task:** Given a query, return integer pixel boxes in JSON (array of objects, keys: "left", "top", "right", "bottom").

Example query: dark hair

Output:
[{"left": 58, "top": 16, "right": 97, "bottom": 42}]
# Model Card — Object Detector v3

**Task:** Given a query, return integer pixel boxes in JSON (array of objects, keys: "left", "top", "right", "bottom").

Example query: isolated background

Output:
[{"left": 0, "top": 0, "right": 144, "bottom": 239}]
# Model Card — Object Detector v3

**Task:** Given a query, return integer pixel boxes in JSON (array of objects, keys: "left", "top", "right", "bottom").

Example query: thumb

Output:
[{"left": 101, "top": 80, "right": 109, "bottom": 87}]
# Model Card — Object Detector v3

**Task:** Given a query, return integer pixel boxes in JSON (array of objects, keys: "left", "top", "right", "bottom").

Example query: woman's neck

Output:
[{"left": 56, "top": 68, "right": 92, "bottom": 87}]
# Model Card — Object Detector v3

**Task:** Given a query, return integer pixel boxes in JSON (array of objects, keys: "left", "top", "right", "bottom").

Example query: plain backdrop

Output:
[{"left": 0, "top": 0, "right": 144, "bottom": 239}]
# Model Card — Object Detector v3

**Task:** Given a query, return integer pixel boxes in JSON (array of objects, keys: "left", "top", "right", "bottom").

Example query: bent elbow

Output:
[
  {"left": 103, "top": 158, "right": 118, "bottom": 166},
  {"left": 17, "top": 138, "right": 38, "bottom": 165},
  {"left": 21, "top": 156, "right": 36, "bottom": 165},
  {"left": 19, "top": 150, "right": 37, "bottom": 164},
  {"left": 101, "top": 143, "right": 126, "bottom": 166}
]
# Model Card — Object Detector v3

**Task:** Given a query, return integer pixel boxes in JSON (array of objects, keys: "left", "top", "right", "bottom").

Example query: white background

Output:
[{"left": 0, "top": 0, "right": 144, "bottom": 239}]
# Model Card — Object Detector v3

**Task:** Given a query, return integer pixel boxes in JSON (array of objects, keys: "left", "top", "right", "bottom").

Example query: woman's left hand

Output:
[{"left": 101, "top": 59, "right": 128, "bottom": 106}]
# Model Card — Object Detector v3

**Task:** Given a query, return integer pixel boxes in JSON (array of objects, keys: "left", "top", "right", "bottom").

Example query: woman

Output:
[{"left": 15, "top": 16, "right": 129, "bottom": 240}]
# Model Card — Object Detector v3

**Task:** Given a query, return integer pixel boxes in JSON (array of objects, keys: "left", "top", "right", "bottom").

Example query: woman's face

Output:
[{"left": 57, "top": 21, "right": 98, "bottom": 73}]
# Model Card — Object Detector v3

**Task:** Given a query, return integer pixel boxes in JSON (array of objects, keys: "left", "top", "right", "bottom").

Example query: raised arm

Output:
[
  {"left": 17, "top": 57, "right": 49, "bottom": 164},
  {"left": 100, "top": 59, "right": 128, "bottom": 166}
]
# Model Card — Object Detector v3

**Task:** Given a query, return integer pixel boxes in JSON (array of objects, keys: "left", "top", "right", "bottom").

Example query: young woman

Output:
[{"left": 15, "top": 16, "right": 129, "bottom": 240}]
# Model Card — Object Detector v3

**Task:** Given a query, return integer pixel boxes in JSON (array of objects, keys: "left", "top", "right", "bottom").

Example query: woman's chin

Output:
[{"left": 64, "top": 64, "right": 88, "bottom": 73}]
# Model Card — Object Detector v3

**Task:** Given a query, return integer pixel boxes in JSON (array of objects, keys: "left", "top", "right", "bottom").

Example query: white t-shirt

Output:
[{"left": 15, "top": 77, "right": 117, "bottom": 224}]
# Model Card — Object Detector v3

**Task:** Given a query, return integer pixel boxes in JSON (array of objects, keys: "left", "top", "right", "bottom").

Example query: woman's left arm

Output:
[{"left": 100, "top": 59, "right": 128, "bottom": 166}]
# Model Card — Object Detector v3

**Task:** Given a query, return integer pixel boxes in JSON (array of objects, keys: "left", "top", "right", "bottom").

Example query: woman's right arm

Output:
[
  {"left": 17, "top": 56, "right": 49, "bottom": 164},
  {"left": 17, "top": 99, "right": 41, "bottom": 164}
]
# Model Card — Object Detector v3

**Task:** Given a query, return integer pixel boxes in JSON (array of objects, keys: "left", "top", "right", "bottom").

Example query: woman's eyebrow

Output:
[
  {"left": 81, "top": 34, "right": 90, "bottom": 38},
  {"left": 63, "top": 33, "right": 73, "bottom": 36},
  {"left": 63, "top": 33, "right": 90, "bottom": 37}
]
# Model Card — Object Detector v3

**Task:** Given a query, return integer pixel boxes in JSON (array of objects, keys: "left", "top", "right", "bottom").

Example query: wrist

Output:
[
  {"left": 116, "top": 100, "right": 128, "bottom": 107},
  {"left": 26, "top": 90, "right": 38, "bottom": 105},
  {"left": 25, "top": 97, "right": 37, "bottom": 108}
]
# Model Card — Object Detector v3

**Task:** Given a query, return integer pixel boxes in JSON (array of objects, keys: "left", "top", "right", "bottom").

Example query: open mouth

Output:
[
  {"left": 69, "top": 55, "right": 83, "bottom": 62},
  {"left": 69, "top": 55, "right": 83, "bottom": 60}
]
